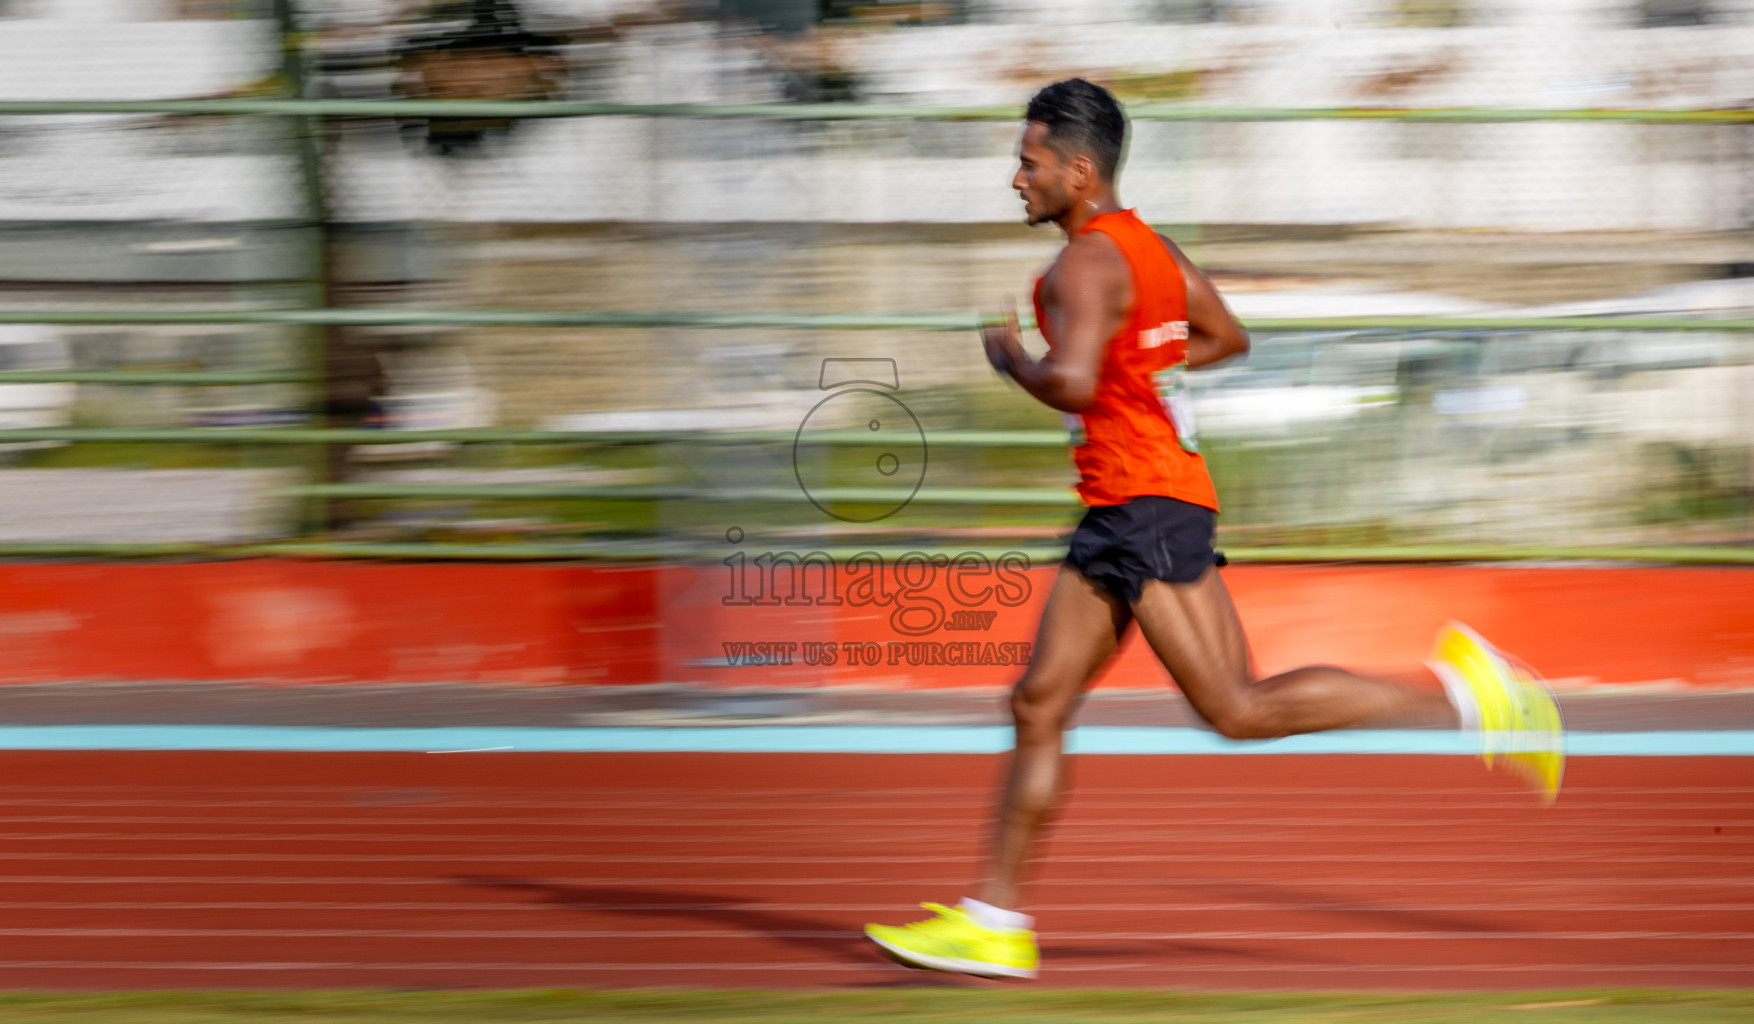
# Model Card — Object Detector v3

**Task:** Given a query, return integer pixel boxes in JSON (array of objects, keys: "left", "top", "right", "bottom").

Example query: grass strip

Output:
[{"left": 0, "top": 990, "right": 1750, "bottom": 1023}]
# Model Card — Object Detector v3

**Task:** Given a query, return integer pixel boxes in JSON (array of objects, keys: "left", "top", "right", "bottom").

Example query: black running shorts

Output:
[{"left": 1064, "top": 495, "right": 1225, "bottom": 604}]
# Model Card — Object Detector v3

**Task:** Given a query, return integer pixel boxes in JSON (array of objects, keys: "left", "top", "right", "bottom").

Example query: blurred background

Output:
[
  {"left": 2, "top": 9, "right": 1751, "bottom": 1002},
  {"left": 3, "top": 9, "right": 1754, "bottom": 1009},
  {"left": 0, "top": 0, "right": 1750, "bottom": 558}
]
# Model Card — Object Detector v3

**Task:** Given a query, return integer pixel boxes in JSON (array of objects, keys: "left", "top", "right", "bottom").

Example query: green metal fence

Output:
[{"left": 2, "top": 93, "right": 1751, "bottom": 563}]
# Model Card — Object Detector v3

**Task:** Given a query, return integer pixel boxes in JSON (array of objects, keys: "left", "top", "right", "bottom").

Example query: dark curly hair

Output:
[{"left": 1024, "top": 78, "right": 1127, "bottom": 182}]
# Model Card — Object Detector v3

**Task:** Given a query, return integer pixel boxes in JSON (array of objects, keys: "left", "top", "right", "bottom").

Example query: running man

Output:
[{"left": 864, "top": 79, "right": 1564, "bottom": 981}]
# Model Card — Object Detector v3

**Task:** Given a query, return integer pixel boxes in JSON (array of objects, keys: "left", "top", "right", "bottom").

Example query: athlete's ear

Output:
[{"left": 1069, "top": 154, "right": 1095, "bottom": 193}]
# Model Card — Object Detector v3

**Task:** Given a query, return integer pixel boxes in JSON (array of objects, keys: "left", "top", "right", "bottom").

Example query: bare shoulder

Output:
[
  {"left": 1156, "top": 229, "right": 1225, "bottom": 298},
  {"left": 1155, "top": 230, "right": 1246, "bottom": 350},
  {"left": 1048, "top": 230, "right": 1128, "bottom": 294},
  {"left": 1154, "top": 230, "right": 1198, "bottom": 271},
  {"left": 1041, "top": 229, "right": 1125, "bottom": 302},
  {"left": 1064, "top": 228, "right": 1128, "bottom": 272}
]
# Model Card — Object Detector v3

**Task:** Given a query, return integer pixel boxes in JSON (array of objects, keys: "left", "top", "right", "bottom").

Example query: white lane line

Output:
[
  {"left": 0, "top": 788, "right": 1740, "bottom": 800},
  {"left": 425, "top": 748, "right": 515, "bottom": 754},
  {"left": 1049, "top": 965, "right": 1754, "bottom": 974},
  {"left": 0, "top": 960, "right": 1744, "bottom": 975},
  {"left": 0, "top": 819, "right": 1741, "bottom": 837},
  {"left": 0, "top": 900, "right": 1748, "bottom": 912},
  {"left": 0, "top": 816, "right": 1741, "bottom": 831},
  {"left": 0, "top": 928, "right": 1749, "bottom": 941},
  {"left": 0, "top": 802, "right": 1741, "bottom": 820},
  {"left": 0, "top": 960, "right": 887, "bottom": 972},
  {"left": 1, "top": 830, "right": 1738, "bottom": 846},
  {"left": 0, "top": 851, "right": 1744, "bottom": 866},
  {"left": 0, "top": 817, "right": 1731, "bottom": 833},
  {"left": 1, "top": 811, "right": 1747, "bottom": 824},
  {"left": 0, "top": 789, "right": 1739, "bottom": 796},
  {"left": 4, "top": 874, "right": 1754, "bottom": 890},
  {"left": 0, "top": 790, "right": 1741, "bottom": 804}
]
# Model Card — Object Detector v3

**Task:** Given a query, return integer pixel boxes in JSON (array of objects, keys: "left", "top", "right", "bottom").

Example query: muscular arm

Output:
[
  {"left": 981, "top": 233, "right": 1129, "bottom": 412},
  {"left": 1158, "top": 233, "right": 1250, "bottom": 369}
]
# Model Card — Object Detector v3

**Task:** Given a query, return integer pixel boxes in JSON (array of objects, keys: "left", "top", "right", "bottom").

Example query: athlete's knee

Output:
[{"left": 1009, "top": 676, "right": 1075, "bottom": 738}]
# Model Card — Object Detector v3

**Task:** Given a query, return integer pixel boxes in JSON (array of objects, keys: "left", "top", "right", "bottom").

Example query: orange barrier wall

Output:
[
  {"left": 0, "top": 562, "right": 658, "bottom": 686},
  {"left": 0, "top": 561, "right": 1749, "bottom": 690}
]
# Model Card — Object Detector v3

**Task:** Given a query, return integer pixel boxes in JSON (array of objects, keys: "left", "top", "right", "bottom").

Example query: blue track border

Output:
[{"left": 0, "top": 725, "right": 1747, "bottom": 755}]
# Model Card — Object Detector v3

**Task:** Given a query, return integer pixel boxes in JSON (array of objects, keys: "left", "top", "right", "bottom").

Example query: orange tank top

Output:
[{"left": 1033, "top": 209, "right": 1219, "bottom": 510}]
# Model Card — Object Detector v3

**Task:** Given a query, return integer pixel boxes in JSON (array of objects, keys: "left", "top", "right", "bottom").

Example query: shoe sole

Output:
[{"left": 865, "top": 932, "right": 1037, "bottom": 980}]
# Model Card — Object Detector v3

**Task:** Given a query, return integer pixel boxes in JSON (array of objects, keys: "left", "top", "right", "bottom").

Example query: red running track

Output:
[{"left": 0, "top": 751, "right": 1749, "bottom": 991}]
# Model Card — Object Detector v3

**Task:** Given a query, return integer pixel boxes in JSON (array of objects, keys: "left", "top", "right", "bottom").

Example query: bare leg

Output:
[
  {"left": 1131, "top": 568, "right": 1457, "bottom": 739},
  {"left": 970, "top": 566, "right": 1130, "bottom": 912}
]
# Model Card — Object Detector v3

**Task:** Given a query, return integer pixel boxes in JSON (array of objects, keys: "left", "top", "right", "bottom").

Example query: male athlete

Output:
[{"left": 864, "top": 79, "right": 1564, "bottom": 981}]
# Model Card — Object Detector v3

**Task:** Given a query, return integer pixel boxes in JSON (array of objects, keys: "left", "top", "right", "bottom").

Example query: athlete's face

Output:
[{"left": 1013, "top": 122, "right": 1075, "bottom": 226}]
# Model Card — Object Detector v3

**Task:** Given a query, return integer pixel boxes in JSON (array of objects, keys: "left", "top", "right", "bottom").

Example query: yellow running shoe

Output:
[
  {"left": 864, "top": 902, "right": 1039, "bottom": 979},
  {"left": 1429, "top": 622, "right": 1565, "bottom": 804}
]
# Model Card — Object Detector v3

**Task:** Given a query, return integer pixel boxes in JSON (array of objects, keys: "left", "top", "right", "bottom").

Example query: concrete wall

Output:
[{"left": 3, "top": 0, "right": 1750, "bottom": 228}]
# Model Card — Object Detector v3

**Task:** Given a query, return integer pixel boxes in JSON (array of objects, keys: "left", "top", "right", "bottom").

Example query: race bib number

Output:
[{"left": 1153, "top": 364, "right": 1199, "bottom": 453}]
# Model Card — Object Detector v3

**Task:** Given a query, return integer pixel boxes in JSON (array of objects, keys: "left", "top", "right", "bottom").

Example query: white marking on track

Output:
[
  {"left": 0, "top": 816, "right": 1741, "bottom": 833},
  {"left": 0, "top": 927, "right": 1747, "bottom": 941},
  {"left": 0, "top": 784, "right": 1736, "bottom": 796},
  {"left": 0, "top": 812, "right": 1745, "bottom": 825},
  {"left": 0, "top": 960, "right": 888, "bottom": 972},
  {"left": 0, "top": 829, "right": 1738, "bottom": 847},
  {"left": 0, "top": 851, "right": 1741, "bottom": 868},
  {"left": 0, "top": 900, "right": 1744, "bottom": 913},
  {"left": 2, "top": 874, "right": 1753, "bottom": 887},
  {"left": 425, "top": 747, "right": 514, "bottom": 754},
  {"left": 0, "top": 789, "right": 1741, "bottom": 808},
  {"left": 0, "top": 960, "right": 1744, "bottom": 975}
]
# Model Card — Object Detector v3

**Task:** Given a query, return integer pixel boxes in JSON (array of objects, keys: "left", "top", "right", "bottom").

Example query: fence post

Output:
[{"left": 272, "top": 0, "right": 338, "bottom": 534}]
